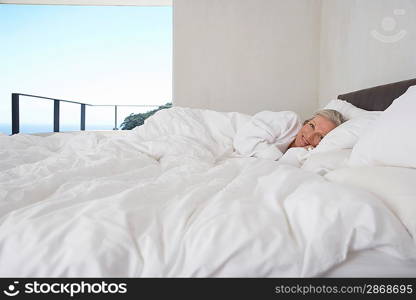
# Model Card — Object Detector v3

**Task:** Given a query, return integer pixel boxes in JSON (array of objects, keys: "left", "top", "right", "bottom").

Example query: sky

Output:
[{"left": 0, "top": 4, "right": 172, "bottom": 132}]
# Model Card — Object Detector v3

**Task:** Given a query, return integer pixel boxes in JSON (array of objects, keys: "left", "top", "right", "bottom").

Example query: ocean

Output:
[{"left": 0, "top": 124, "right": 118, "bottom": 135}]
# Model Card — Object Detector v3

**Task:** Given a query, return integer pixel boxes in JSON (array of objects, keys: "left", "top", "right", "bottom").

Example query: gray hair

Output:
[{"left": 304, "top": 109, "right": 346, "bottom": 126}]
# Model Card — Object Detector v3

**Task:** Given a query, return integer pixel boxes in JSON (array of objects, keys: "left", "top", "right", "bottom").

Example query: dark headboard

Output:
[{"left": 337, "top": 78, "right": 416, "bottom": 111}]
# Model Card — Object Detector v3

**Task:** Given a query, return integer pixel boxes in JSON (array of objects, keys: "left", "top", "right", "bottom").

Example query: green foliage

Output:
[{"left": 120, "top": 102, "right": 172, "bottom": 130}]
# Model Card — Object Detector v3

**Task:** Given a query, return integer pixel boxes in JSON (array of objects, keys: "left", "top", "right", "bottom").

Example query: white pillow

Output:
[
  {"left": 325, "top": 166, "right": 416, "bottom": 238},
  {"left": 349, "top": 86, "right": 416, "bottom": 168},
  {"left": 324, "top": 99, "right": 370, "bottom": 120},
  {"left": 314, "top": 112, "right": 381, "bottom": 153}
]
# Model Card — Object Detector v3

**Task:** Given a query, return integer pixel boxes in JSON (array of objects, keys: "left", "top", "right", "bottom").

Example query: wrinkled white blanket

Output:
[
  {"left": 233, "top": 111, "right": 301, "bottom": 160},
  {"left": 0, "top": 107, "right": 414, "bottom": 277}
]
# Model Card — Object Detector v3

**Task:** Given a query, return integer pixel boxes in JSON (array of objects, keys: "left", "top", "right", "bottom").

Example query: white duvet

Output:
[{"left": 0, "top": 107, "right": 414, "bottom": 277}]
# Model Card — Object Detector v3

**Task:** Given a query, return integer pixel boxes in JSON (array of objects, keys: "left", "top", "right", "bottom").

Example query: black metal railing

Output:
[{"left": 11, "top": 93, "right": 160, "bottom": 135}]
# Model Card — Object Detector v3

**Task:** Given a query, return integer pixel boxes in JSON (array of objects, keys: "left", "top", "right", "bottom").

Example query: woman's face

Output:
[{"left": 292, "top": 115, "right": 337, "bottom": 148}]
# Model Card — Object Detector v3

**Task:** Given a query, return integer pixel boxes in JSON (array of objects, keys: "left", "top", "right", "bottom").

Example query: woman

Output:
[{"left": 233, "top": 109, "right": 345, "bottom": 160}]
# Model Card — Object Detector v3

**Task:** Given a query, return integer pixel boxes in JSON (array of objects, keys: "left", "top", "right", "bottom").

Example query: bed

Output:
[{"left": 0, "top": 79, "right": 415, "bottom": 277}]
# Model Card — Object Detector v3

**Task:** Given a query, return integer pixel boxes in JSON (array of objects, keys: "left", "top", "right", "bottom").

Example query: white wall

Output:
[
  {"left": 173, "top": 0, "right": 416, "bottom": 116},
  {"left": 319, "top": 0, "right": 416, "bottom": 106},
  {"left": 173, "top": 0, "right": 321, "bottom": 119}
]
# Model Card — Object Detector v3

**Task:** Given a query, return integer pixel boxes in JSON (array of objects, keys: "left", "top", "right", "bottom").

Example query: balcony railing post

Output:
[
  {"left": 113, "top": 105, "right": 118, "bottom": 130},
  {"left": 11, "top": 93, "right": 20, "bottom": 135},
  {"left": 81, "top": 104, "right": 86, "bottom": 131},
  {"left": 54, "top": 100, "right": 60, "bottom": 132}
]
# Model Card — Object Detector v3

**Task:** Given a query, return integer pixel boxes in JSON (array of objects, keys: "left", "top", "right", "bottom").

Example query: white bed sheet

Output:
[{"left": 323, "top": 249, "right": 416, "bottom": 277}]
